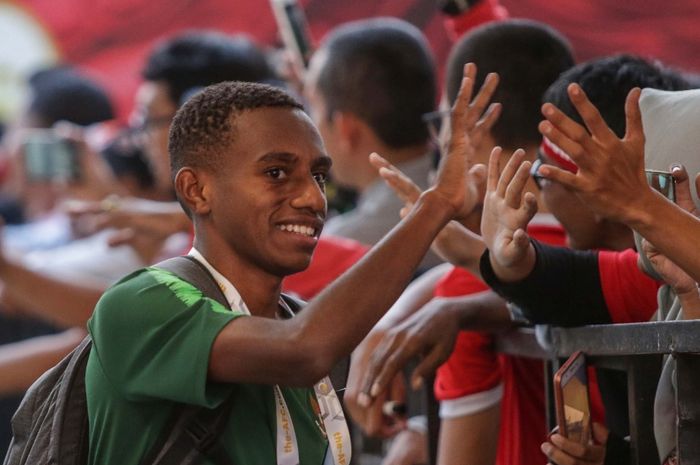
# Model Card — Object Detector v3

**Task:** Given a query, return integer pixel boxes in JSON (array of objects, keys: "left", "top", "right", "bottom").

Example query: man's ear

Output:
[
  {"left": 174, "top": 167, "right": 211, "bottom": 216},
  {"left": 333, "top": 111, "right": 364, "bottom": 152}
]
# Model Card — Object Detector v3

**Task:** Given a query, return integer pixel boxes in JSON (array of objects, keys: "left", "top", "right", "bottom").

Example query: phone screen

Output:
[
  {"left": 645, "top": 169, "right": 675, "bottom": 202},
  {"left": 557, "top": 352, "right": 591, "bottom": 443},
  {"left": 22, "top": 132, "right": 80, "bottom": 182},
  {"left": 270, "top": 0, "right": 313, "bottom": 69}
]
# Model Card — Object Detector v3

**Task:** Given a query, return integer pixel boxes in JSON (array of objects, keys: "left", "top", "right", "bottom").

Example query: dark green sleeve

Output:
[{"left": 88, "top": 268, "right": 243, "bottom": 406}]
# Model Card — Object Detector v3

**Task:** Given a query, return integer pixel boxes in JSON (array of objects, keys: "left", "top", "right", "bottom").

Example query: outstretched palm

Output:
[
  {"left": 371, "top": 63, "right": 500, "bottom": 221},
  {"left": 481, "top": 147, "right": 538, "bottom": 270}
]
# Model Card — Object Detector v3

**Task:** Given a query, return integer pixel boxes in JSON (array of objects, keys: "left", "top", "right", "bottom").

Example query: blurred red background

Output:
[{"left": 14, "top": 0, "right": 700, "bottom": 120}]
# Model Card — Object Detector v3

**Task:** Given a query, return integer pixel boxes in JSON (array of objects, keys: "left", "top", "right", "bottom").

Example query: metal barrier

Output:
[{"left": 495, "top": 320, "right": 700, "bottom": 465}]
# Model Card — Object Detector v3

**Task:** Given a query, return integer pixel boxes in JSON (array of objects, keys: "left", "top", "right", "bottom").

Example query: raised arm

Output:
[
  {"left": 209, "top": 65, "right": 484, "bottom": 386},
  {"left": 366, "top": 64, "right": 499, "bottom": 274},
  {"left": 370, "top": 153, "right": 487, "bottom": 275},
  {"left": 477, "top": 145, "right": 610, "bottom": 326}
]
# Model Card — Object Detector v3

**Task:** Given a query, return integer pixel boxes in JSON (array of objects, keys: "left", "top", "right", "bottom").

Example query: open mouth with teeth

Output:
[{"left": 277, "top": 224, "right": 317, "bottom": 237}]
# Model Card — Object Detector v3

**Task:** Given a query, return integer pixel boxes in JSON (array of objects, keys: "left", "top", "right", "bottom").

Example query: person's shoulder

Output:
[
  {"left": 96, "top": 266, "right": 220, "bottom": 315},
  {"left": 90, "top": 266, "right": 232, "bottom": 337},
  {"left": 99, "top": 267, "right": 164, "bottom": 299}
]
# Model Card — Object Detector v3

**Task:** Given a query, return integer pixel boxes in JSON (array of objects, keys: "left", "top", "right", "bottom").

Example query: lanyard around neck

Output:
[{"left": 273, "top": 299, "right": 351, "bottom": 465}]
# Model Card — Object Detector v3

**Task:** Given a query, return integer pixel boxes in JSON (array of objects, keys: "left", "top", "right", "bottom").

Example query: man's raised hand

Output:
[
  {"left": 537, "top": 84, "right": 652, "bottom": 224},
  {"left": 427, "top": 63, "right": 496, "bottom": 218},
  {"left": 370, "top": 152, "right": 486, "bottom": 221},
  {"left": 480, "top": 147, "right": 538, "bottom": 282}
]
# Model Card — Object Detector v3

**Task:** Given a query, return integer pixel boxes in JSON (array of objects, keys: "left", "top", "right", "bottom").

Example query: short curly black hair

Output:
[{"left": 169, "top": 80, "right": 303, "bottom": 180}]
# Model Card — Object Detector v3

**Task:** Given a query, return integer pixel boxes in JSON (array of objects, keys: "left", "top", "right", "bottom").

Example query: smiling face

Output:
[{"left": 201, "top": 106, "right": 331, "bottom": 277}]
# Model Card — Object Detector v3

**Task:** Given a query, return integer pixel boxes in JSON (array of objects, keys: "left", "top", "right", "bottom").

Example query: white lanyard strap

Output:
[
  {"left": 273, "top": 297, "right": 352, "bottom": 465},
  {"left": 314, "top": 377, "right": 351, "bottom": 465},
  {"left": 273, "top": 379, "right": 351, "bottom": 465},
  {"left": 274, "top": 385, "right": 300, "bottom": 465}
]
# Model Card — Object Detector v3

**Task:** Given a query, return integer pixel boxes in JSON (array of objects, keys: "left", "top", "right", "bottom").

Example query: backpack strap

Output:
[
  {"left": 53, "top": 336, "right": 93, "bottom": 465},
  {"left": 156, "top": 256, "right": 229, "bottom": 309},
  {"left": 144, "top": 399, "right": 235, "bottom": 465},
  {"left": 141, "top": 256, "right": 236, "bottom": 465}
]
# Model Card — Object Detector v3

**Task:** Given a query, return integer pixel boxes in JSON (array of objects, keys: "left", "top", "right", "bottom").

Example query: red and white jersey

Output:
[{"left": 434, "top": 215, "right": 570, "bottom": 465}]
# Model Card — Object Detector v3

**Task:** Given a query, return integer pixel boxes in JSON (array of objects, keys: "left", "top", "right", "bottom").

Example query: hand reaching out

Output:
[
  {"left": 356, "top": 296, "right": 464, "bottom": 406},
  {"left": 370, "top": 153, "right": 486, "bottom": 221},
  {"left": 67, "top": 198, "right": 191, "bottom": 263},
  {"left": 481, "top": 147, "right": 538, "bottom": 281},
  {"left": 537, "top": 84, "right": 653, "bottom": 225},
  {"left": 370, "top": 63, "right": 498, "bottom": 221},
  {"left": 344, "top": 330, "right": 407, "bottom": 438},
  {"left": 639, "top": 165, "right": 700, "bottom": 316},
  {"left": 438, "top": 62, "right": 501, "bottom": 159}
]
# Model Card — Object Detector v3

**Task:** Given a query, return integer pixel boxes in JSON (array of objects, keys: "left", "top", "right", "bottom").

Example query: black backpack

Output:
[{"left": 2, "top": 256, "right": 307, "bottom": 465}]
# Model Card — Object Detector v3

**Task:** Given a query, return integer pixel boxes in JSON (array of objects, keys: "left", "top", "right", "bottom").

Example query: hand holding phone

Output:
[
  {"left": 553, "top": 351, "right": 591, "bottom": 444},
  {"left": 21, "top": 130, "right": 80, "bottom": 183},
  {"left": 645, "top": 169, "right": 675, "bottom": 203},
  {"left": 542, "top": 423, "right": 608, "bottom": 465},
  {"left": 270, "top": 0, "right": 313, "bottom": 71}
]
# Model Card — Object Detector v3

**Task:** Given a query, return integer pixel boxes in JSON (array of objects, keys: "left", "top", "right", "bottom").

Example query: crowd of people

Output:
[{"left": 0, "top": 1, "right": 698, "bottom": 464}]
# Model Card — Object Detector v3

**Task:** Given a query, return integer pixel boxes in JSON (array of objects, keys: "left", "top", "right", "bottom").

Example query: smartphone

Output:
[
  {"left": 270, "top": 0, "right": 313, "bottom": 70},
  {"left": 645, "top": 169, "right": 675, "bottom": 202},
  {"left": 553, "top": 351, "right": 591, "bottom": 444},
  {"left": 22, "top": 131, "right": 80, "bottom": 182}
]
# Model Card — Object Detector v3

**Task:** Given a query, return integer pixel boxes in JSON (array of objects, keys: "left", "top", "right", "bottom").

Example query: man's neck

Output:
[{"left": 194, "top": 235, "right": 283, "bottom": 319}]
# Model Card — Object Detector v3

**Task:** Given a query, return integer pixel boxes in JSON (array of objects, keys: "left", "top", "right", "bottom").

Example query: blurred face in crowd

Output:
[
  {"left": 131, "top": 81, "right": 178, "bottom": 198},
  {"left": 304, "top": 50, "right": 357, "bottom": 189},
  {"left": 534, "top": 150, "right": 629, "bottom": 251}
]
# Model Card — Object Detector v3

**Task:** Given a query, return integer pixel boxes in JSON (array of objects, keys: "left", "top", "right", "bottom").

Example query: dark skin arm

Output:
[
  {"left": 345, "top": 262, "right": 452, "bottom": 436},
  {"left": 357, "top": 290, "right": 510, "bottom": 402},
  {"left": 208, "top": 65, "right": 483, "bottom": 387},
  {"left": 0, "top": 257, "right": 104, "bottom": 328},
  {"left": 0, "top": 328, "right": 86, "bottom": 395}
]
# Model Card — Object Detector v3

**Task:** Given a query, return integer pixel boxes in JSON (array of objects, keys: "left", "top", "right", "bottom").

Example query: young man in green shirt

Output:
[{"left": 85, "top": 76, "right": 482, "bottom": 464}]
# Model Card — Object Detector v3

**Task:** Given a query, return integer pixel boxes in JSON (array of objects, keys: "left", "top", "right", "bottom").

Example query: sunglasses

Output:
[{"left": 530, "top": 151, "right": 547, "bottom": 189}]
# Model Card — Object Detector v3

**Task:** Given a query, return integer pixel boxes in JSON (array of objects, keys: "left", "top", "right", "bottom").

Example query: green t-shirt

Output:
[{"left": 86, "top": 267, "right": 329, "bottom": 464}]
